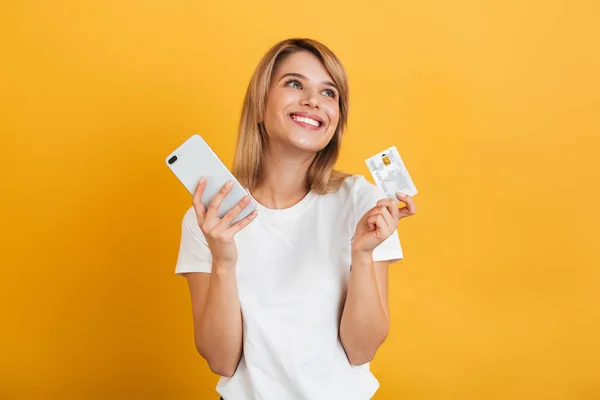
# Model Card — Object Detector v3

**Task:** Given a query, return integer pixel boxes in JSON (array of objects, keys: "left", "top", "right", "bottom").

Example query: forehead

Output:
[{"left": 272, "top": 51, "right": 333, "bottom": 82}]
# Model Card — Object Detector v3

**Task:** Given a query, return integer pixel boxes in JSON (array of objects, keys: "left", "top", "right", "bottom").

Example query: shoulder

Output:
[
  {"left": 182, "top": 205, "right": 197, "bottom": 227},
  {"left": 181, "top": 206, "right": 208, "bottom": 244},
  {"left": 324, "top": 174, "right": 385, "bottom": 221},
  {"left": 338, "top": 174, "right": 383, "bottom": 202},
  {"left": 336, "top": 174, "right": 387, "bottom": 221}
]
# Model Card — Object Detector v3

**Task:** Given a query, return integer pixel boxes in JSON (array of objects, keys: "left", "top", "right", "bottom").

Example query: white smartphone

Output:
[{"left": 165, "top": 134, "right": 257, "bottom": 225}]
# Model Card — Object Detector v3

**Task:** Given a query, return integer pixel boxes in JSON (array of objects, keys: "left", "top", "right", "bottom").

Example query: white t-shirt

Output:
[{"left": 175, "top": 174, "right": 403, "bottom": 400}]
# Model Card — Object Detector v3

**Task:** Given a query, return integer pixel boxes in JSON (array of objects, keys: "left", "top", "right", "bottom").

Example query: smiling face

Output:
[{"left": 262, "top": 50, "right": 340, "bottom": 153}]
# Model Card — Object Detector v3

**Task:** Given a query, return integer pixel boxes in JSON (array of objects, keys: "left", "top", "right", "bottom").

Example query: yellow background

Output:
[{"left": 1, "top": 0, "right": 599, "bottom": 399}]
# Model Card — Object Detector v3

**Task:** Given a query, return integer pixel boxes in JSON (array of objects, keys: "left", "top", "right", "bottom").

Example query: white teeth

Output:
[{"left": 292, "top": 115, "right": 320, "bottom": 127}]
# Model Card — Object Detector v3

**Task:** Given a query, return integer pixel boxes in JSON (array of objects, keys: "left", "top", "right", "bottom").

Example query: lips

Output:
[{"left": 289, "top": 111, "right": 325, "bottom": 129}]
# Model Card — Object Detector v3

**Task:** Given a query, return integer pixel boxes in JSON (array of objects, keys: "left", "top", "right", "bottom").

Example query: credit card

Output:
[{"left": 365, "top": 146, "right": 418, "bottom": 198}]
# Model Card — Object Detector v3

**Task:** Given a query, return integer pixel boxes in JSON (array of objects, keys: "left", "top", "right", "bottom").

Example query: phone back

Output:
[{"left": 166, "top": 134, "right": 256, "bottom": 224}]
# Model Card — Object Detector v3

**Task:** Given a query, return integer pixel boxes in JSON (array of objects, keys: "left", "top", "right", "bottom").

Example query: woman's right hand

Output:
[{"left": 193, "top": 177, "right": 258, "bottom": 268}]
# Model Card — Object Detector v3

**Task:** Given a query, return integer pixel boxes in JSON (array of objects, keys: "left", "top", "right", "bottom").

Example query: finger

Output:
[
  {"left": 214, "top": 194, "right": 252, "bottom": 233},
  {"left": 207, "top": 180, "right": 233, "bottom": 220},
  {"left": 367, "top": 214, "right": 385, "bottom": 230},
  {"left": 379, "top": 206, "right": 395, "bottom": 228},
  {"left": 377, "top": 198, "right": 400, "bottom": 221},
  {"left": 224, "top": 208, "right": 259, "bottom": 237},
  {"left": 396, "top": 192, "right": 417, "bottom": 219},
  {"left": 367, "top": 202, "right": 387, "bottom": 216},
  {"left": 367, "top": 215, "right": 378, "bottom": 225},
  {"left": 192, "top": 176, "right": 208, "bottom": 223},
  {"left": 376, "top": 198, "right": 397, "bottom": 208}
]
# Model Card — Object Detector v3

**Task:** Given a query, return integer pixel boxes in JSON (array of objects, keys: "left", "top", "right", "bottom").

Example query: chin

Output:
[{"left": 291, "top": 135, "right": 329, "bottom": 153}]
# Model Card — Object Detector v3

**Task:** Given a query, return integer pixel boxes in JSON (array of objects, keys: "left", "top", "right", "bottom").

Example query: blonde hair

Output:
[{"left": 232, "top": 38, "right": 351, "bottom": 194}]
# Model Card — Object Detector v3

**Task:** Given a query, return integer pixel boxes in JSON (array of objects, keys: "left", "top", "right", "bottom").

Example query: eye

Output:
[
  {"left": 285, "top": 79, "right": 302, "bottom": 90},
  {"left": 322, "top": 89, "right": 337, "bottom": 98}
]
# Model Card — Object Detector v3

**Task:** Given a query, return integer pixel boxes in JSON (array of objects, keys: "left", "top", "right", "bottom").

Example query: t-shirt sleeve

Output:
[
  {"left": 174, "top": 207, "right": 213, "bottom": 275},
  {"left": 352, "top": 175, "right": 404, "bottom": 263}
]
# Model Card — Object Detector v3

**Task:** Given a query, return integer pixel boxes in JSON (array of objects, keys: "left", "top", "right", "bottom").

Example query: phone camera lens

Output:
[{"left": 168, "top": 155, "right": 178, "bottom": 165}]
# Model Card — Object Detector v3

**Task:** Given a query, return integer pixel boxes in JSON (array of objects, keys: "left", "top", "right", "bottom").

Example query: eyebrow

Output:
[{"left": 278, "top": 72, "right": 338, "bottom": 91}]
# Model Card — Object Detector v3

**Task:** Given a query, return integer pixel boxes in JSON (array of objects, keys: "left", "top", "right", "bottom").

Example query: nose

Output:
[{"left": 301, "top": 89, "right": 320, "bottom": 109}]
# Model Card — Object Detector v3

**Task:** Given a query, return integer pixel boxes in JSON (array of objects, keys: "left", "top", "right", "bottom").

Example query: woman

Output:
[{"left": 175, "top": 38, "right": 417, "bottom": 400}]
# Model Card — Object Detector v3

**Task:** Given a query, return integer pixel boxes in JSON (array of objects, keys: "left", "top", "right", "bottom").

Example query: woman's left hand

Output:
[{"left": 352, "top": 192, "right": 417, "bottom": 255}]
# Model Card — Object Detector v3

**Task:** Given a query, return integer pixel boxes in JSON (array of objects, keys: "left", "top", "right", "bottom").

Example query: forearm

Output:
[
  {"left": 340, "top": 250, "right": 389, "bottom": 365},
  {"left": 196, "top": 265, "right": 243, "bottom": 376}
]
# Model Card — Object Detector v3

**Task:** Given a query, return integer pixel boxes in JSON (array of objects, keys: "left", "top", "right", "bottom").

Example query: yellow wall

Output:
[{"left": 1, "top": 0, "right": 599, "bottom": 399}]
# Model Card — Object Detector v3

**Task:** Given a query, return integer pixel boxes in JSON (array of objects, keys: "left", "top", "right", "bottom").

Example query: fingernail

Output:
[
  {"left": 397, "top": 192, "right": 406, "bottom": 197},
  {"left": 199, "top": 176, "right": 206, "bottom": 183},
  {"left": 226, "top": 180, "right": 233, "bottom": 188},
  {"left": 243, "top": 195, "right": 250, "bottom": 203}
]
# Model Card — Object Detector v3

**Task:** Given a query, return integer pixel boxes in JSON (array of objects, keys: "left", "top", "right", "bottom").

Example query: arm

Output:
[
  {"left": 340, "top": 253, "right": 390, "bottom": 366},
  {"left": 185, "top": 267, "right": 242, "bottom": 377},
  {"left": 183, "top": 178, "right": 258, "bottom": 377},
  {"left": 340, "top": 192, "right": 416, "bottom": 365}
]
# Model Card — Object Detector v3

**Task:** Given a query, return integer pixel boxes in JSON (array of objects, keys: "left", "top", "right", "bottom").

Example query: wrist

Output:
[
  {"left": 213, "top": 260, "right": 237, "bottom": 272},
  {"left": 351, "top": 248, "right": 373, "bottom": 264}
]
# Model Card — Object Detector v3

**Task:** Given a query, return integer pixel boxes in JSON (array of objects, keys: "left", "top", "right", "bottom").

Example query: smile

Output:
[{"left": 289, "top": 113, "right": 324, "bottom": 129}]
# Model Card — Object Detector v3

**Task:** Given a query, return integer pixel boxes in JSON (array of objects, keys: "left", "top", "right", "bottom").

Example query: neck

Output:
[{"left": 251, "top": 142, "right": 315, "bottom": 210}]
